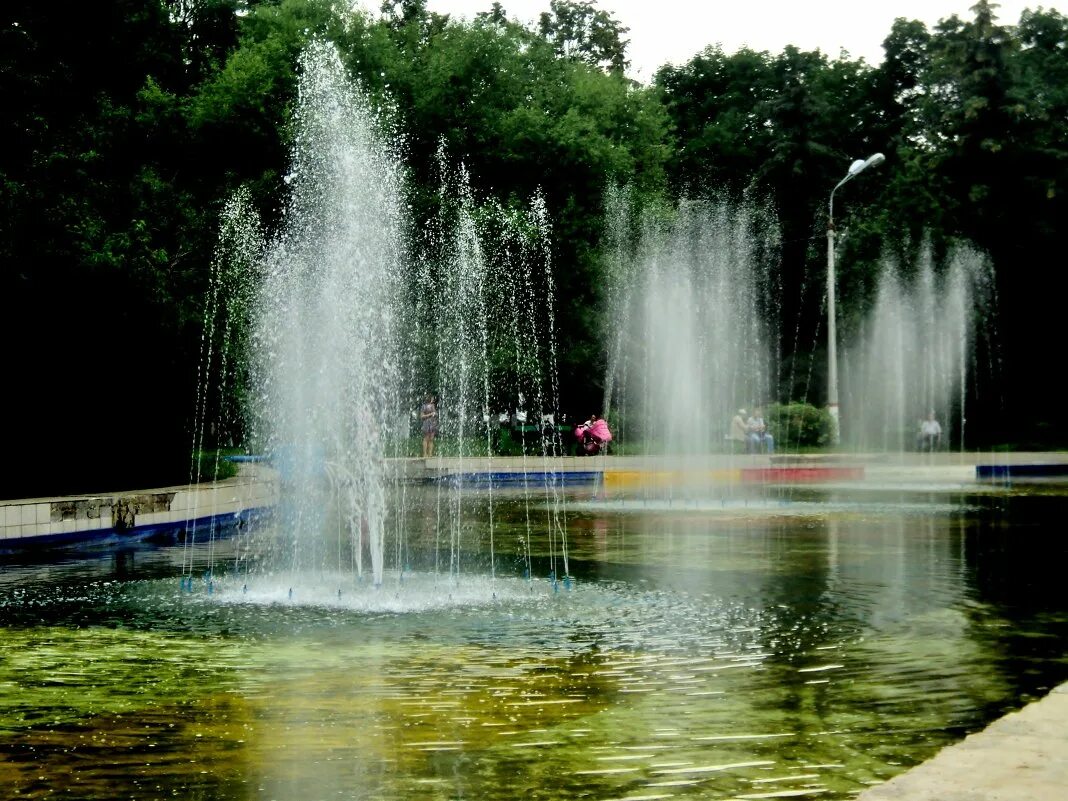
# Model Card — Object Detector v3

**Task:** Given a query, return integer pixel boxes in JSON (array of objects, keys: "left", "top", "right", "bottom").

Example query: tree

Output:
[
  {"left": 0, "top": 0, "right": 207, "bottom": 496},
  {"left": 656, "top": 44, "right": 886, "bottom": 404},
  {"left": 656, "top": 47, "right": 777, "bottom": 194},
  {"left": 898, "top": 2, "right": 1066, "bottom": 439},
  {"left": 170, "top": 0, "right": 245, "bottom": 82},
  {"left": 537, "top": 0, "right": 629, "bottom": 74}
]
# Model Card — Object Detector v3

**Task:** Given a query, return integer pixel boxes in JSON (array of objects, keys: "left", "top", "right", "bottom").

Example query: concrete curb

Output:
[
  {"left": 0, "top": 464, "right": 277, "bottom": 549},
  {"left": 856, "top": 682, "right": 1068, "bottom": 801}
]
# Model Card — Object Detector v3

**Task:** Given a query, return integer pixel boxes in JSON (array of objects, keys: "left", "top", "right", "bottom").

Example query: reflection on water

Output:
[{"left": 2, "top": 486, "right": 1067, "bottom": 800}]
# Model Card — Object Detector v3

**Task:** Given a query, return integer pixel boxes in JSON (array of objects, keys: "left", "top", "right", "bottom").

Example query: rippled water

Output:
[{"left": 2, "top": 485, "right": 1067, "bottom": 800}]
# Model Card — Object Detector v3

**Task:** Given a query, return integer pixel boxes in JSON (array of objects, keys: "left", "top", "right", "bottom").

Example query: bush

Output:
[
  {"left": 192, "top": 449, "right": 241, "bottom": 482},
  {"left": 493, "top": 425, "right": 570, "bottom": 456},
  {"left": 766, "top": 402, "right": 833, "bottom": 449}
]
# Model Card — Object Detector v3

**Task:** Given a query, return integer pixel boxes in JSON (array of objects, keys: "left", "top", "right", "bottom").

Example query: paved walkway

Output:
[{"left": 858, "top": 682, "right": 1068, "bottom": 801}]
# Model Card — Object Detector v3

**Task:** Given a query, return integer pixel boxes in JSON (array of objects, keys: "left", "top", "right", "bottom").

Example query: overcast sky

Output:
[{"left": 422, "top": 0, "right": 1058, "bottom": 81}]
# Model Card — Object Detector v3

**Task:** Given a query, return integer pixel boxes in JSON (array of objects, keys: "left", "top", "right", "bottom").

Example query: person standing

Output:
[
  {"left": 916, "top": 410, "right": 942, "bottom": 451},
  {"left": 420, "top": 393, "right": 438, "bottom": 458}
]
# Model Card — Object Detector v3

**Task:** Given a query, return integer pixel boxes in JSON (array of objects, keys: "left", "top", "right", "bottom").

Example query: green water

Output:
[{"left": 2, "top": 485, "right": 1067, "bottom": 800}]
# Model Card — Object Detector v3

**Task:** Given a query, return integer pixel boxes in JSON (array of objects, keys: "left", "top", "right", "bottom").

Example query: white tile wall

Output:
[
  {"left": 3, "top": 469, "right": 276, "bottom": 545},
  {"left": 138, "top": 512, "right": 168, "bottom": 527}
]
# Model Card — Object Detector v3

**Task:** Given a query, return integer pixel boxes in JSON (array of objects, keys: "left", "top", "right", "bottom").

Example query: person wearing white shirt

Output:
[
  {"left": 746, "top": 407, "right": 774, "bottom": 454},
  {"left": 729, "top": 408, "right": 750, "bottom": 452},
  {"left": 916, "top": 411, "right": 942, "bottom": 451}
]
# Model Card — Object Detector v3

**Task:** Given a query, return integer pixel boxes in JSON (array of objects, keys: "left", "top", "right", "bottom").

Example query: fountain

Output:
[
  {"left": 599, "top": 189, "right": 784, "bottom": 498},
  {"left": 594, "top": 191, "right": 1003, "bottom": 512},
  {"left": 602, "top": 188, "right": 997, "bottom": 471},
  {"left": 6, "top": 35, "right": 1068, "bottom": 801},
  {"left": 603, "top": 192, "right": 781, "bottom": 454},
  {"left": 842, "top": 242, "right": 994, "bottom": 452},
  {"left": 185, "top": 44, "right": 573, "bottom": 597},
  {"left": 243, "top": 42, "right": 406, "bottom": 590}
]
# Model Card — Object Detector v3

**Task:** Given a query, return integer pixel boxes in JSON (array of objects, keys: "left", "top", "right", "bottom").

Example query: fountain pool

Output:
[
  {"left": 3, "top": 482, "right": 1067, "bottom": 800},
  {"left": 18, "top": 35, "right": 1058, "bottom": 801}
]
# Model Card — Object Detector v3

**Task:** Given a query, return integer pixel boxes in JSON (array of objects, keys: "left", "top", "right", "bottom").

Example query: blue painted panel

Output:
[
  {"left": 0, "top": 507, "right": 270, "bottom": 553},
  {"left": 435, "top": 471, "right": 600, "bottom": 487},
  {"left": 976, "top": 464, "right": 1068, "bottom": 478}
]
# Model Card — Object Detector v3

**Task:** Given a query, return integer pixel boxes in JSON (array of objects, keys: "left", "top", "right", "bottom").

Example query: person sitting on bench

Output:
[
  {"left": 746, "top": 407, "right": 774, "bottom": 454},
  {"left": 728, "top": 408, "right": 750, "bottom": 452}
]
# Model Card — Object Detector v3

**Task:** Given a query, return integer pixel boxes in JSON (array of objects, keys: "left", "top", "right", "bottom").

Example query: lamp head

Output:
[
  {"left": 864, "top": 152, "right": 886, "bottom": 169},
  {"left": 846, "top": 153, "right": 886, "bottom": 178}
]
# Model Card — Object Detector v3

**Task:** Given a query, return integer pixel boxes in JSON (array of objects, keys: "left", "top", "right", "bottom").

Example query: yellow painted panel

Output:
[{"left": 603, "top": 469, "right": 743, "bottom": 489}]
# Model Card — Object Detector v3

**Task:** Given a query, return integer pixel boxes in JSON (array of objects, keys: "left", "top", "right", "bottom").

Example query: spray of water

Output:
[
  {"left": 250, "top": 42, "right": 405, "bottom": 587},
  {"left": 197, "top": 44, "right": 569, "bottom": 595},
  {"left": 185, "top": 188, "right": 263, "bottom": 581},
  {"left": 842, "top": 242, "right": 992, "bottom": 451},
  {"left": 604, "top": 193, "right": 781, "bottom": 458}
]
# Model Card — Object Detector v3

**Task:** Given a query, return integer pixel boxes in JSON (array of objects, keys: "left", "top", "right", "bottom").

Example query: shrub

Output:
[
  {"left": 192, "top": 449, "right": 241, "bottom": 482},
  {"left": 766, "top": 402, "right": 833, "bottom": 449}
]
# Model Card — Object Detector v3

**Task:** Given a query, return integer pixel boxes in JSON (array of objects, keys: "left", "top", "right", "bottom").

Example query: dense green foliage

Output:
[
  {"left": 2, "top": 0, "right": 1065, "bottom": 496},
  {"left": 766, "top": 403, "right": 834, "bottom": 450}
]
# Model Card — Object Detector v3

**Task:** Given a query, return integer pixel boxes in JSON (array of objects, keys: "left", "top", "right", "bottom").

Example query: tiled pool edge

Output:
[
  {"left": 0, "top": 464, "right": 278, "bottom": 550},
  {"left": 5, "top": 453, "right": 1067, "bottom": 550}
]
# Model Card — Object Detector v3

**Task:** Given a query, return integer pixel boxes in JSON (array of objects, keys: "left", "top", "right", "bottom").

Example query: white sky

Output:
[{"left": 422, "top": 0, "right": 1059, "bottom": 81}]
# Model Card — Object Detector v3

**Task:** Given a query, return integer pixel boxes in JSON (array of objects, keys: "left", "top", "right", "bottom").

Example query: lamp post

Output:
[{"left": 827, "top": 152, "right": 885, "bottom": 446}]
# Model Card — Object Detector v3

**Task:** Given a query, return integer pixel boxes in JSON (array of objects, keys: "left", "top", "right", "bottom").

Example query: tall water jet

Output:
[
  {"left": 604, "top": 194, "right": 781, "bottom": 457},
  {"left": 200, "top": 46, "right": 572, "bottom": 593},
  {"left": 409, "top": 166, "right": 567, "bottom": 579},
  {"left": 412, "top": 158, "right": 495, "bottom": 579},
  {"left": 250, "top": 42, "right": 405, "bottom": 587},
  {"left": 184, "top": 188, "right": 263, "bottom": 581},
  {"left": 842, "top": 242, "right": 992, "bottom": 451}
]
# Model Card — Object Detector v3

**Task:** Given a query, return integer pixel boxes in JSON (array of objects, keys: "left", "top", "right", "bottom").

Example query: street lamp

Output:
[{"left": 827, "top": 152, "right": 885, "bottom": 446}]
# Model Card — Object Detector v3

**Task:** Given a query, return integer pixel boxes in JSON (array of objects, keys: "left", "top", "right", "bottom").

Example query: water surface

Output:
[{"left": 2, "top": 485, "right": 1066, "bottom": 800}]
